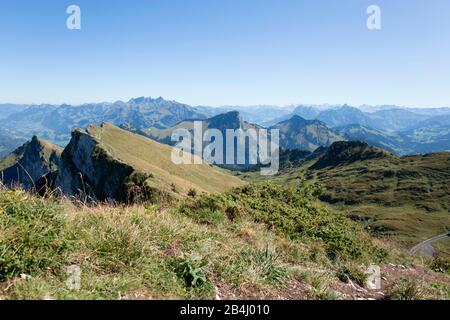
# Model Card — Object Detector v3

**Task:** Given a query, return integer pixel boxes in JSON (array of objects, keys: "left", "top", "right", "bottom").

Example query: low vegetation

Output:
[
  {"left": 0, "top": 181, "right": 447, "bottom": 300},
  {"left": 181, "top": 181, "right": 387, "bottom": 262},
  {"left": 239, "top": 143, "right": 450, "bottom": 247},
  {"left": 387, "top": 278, "right": 424, "bottom": 300}
]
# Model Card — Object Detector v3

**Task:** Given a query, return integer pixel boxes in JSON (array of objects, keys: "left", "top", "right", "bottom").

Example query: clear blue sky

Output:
[{"left": 0, "top": 0, "right": 449, "bottom": 107}]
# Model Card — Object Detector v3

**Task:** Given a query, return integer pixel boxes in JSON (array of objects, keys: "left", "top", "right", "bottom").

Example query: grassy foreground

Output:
[{"left": 0, "top": 183, "right": 449, "bottom": 300}]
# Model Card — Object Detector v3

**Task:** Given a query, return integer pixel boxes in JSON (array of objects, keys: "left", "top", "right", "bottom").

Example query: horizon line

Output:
[{"left": 0, "top": 96, "right": 449, "bottom": 110}]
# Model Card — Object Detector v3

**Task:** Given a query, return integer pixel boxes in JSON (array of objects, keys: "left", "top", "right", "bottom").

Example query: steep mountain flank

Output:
[
  {"left": 300, "top": 142, "right": 449, "bottom": 211},
  {"left": 0, "top": 136, "right": 62, "bottom": 189},
  {"left": 271, "top": 115, "right": 344, "bottom": 152},
  {"left": 134, "top": 111, "right": 262, "bottom": 168},
  {"left": 336, "top": 124, "right": 412, "bottom": 155},
  {"left": 367, "top": 109, "right": 425, "bottom": 131},
  {"left": 140, "top": 111, "right": 260, "bottom": 145},
  {"left": 56, "top": 123, "right": 243, "bottom": 202},
  {"left": 244, "top": 141, "right": 450, "bottom": 243}
]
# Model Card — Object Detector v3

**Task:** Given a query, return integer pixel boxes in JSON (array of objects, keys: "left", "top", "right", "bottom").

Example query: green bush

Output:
[
  {"left": 388, "top": 277, "right": 424, "bottom": 300},
  {"left": 0, "top": 190, "right": 70, "bottom": 280},
  {"left": 430, "top": 253, "right": 450, "bottom": 274},
  {"left": 181, "top": 181, "right": 386, "bottom": 262},
  {"left": 224, "top": 246, "right": 288, "bottom": 288},
  {"left": 180, "top": 194, "right": 226, "bottom": 226},
  {"left": 172, "top": 253, "right": 208, "bottom": 288},
  {"left": 336, "top": 264, "right": 367, "bottom": 287}
]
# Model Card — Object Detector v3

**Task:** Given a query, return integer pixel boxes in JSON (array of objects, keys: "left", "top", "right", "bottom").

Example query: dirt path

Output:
[{"left": 410, "top": 233, "right": 450, "bottom": 256}]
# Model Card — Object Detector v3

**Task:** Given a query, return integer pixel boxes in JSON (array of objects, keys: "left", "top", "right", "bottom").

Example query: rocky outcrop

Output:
[
  {"left": 2, "top": 122, "right": 243, "bottom": 202},
  {"left": 56, "top": 128, "right": 135, "bottom": 201},
  {"left": 0, "top": 136, "right": 62, "bottom": 189}
]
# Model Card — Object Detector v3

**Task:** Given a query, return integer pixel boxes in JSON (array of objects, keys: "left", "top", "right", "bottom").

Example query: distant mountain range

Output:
[
  {"left": 274, "top": 105, "right": 440, "bottom": 131},
  {"left": 0, "top": 97, "right": 207, "bottom": 147},
  {"left": 1, "top": 97, "right": 450, "bottom": 158},
  {"left": 132, "top": 111, "right": 343, "bottom": 155}
]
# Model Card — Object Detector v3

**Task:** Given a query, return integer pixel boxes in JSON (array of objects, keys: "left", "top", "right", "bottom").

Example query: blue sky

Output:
[{"left": 0, "top": 0, "right": 449, "bottom": 107}]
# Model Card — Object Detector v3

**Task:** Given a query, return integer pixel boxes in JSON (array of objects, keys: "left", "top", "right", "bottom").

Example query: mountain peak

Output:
[
  {"left": 207, "top": 111, "right": 244, "bottom": 129},
  {"left": 271, "top": 115, "right": 343, "bottom": 151},
  {"left": 290, "top": 114, "right": 307, "bottom": 121},
  {"left": 30, "top": 135, "right": 40, "bottom": 144},
  {"left": 0, "top": 137, "right": 62, "bottom": 189},
  {"left": 128, "top": 96, "right": 167, "bottom": 104}
]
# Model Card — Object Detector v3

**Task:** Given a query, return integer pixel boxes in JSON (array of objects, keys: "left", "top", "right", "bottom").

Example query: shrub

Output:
[
  {"left": 180, "top": 181, "right": 386, "bottom": 262},
  {"left": 123, "top": 171, "right": 171, "bottom": 205},
  {"left": 305, "top": 272, "right": 340, "bottom": 300},
  {"left": 170, "top": 183, "right": 178, "bottom": 193},
  {"left": 172, "top": 253, "right": 208, "bottom": 288},
  {"left": 170, "top": 252, "right": 215, "bottom": 299},
  {"left": 336, "top": 264, "right": 367, "bottom": 287},
  {"left": 388, "top": 278, "right": 424, "bottom": 300},
  {"left": 430, "top": 253, "right": 450, "bottom": 274},
  {"left": 187, "top": 188, "right": 197, "bottom": 198},
  {"left": 0, "top": 190, "right": 70, "bottom": 280},
  {"left": 180, "top": 194, "right": 227, "bottom": 225},
  {"left": 225, "top": 246, "right": 288, "bottom": 288}
]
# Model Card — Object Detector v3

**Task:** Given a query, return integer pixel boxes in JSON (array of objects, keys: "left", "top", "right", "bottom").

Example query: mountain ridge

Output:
[
  {"left": 0, "top": 136, "right": 62, "bottom": 189},
  {"left": 270, "top": 115, "right": 344, "bottom": 151}
]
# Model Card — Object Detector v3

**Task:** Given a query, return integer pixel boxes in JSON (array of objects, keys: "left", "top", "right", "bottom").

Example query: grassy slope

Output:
[
  {"left": 142, "top": 120, "right": 195, "bottom": 141},
  {"left": 434, "top": 237, "right": 450, "bottom": 256},
  {"left": 0, "top": 137, "right": 62, "bottom": 172},
  {"left": 1, "top": 187, "right": 448, "bottom": 300},
  {"left": 87, "top": 123, "right": 244, "bottom": 194},
  {"left": 239, "top": 151, "right": 450, "bottom": 247},
  {"left": 0, "top": 153, "right": 21, "bottom": 172}
]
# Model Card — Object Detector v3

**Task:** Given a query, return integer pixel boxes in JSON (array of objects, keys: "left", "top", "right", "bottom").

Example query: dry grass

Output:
[
  {"left": 87, "top": 123, "right": 244, "bottom": 195},
  {"left": 1, "top": 188, "right": 448, "bottom": 300}
]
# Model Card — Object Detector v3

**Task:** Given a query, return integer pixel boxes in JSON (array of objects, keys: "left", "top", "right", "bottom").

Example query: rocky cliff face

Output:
[
  {"left": 56, "top": 127, "right": 135, "bottom": 201},
  {"left": 0, "top": 136, "right": 62, "bottom": 189}
]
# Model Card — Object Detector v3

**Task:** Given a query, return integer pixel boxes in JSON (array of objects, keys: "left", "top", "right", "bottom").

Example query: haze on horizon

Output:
[{"left": 0, "top": 0, "right": 449, "bottom": 108}]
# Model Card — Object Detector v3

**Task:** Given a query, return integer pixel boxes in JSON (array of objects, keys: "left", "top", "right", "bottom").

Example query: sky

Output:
[{"left": 0, "top": 0, "right": 449, "bottom": 108}]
